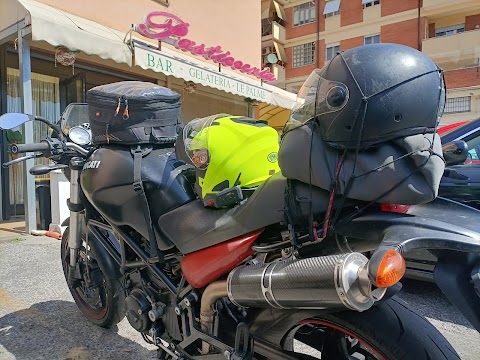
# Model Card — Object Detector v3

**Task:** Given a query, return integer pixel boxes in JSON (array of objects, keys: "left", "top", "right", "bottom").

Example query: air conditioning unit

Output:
[{"left": 262, "top": 46, "right": 273, "bottom": 56}]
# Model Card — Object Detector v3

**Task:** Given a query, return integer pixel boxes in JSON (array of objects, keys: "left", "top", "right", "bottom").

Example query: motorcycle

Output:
[{"left": 1, "top": 105, "right": 480, "bottom": 360}]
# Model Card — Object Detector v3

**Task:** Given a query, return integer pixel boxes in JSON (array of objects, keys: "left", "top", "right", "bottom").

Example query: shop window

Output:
[
  {"left": 6, "top": 68, "right": 60, "bottom": 208},
  {"left": 364, "top": 34, "right": 381, "bottom": 45},
  {"left": 325, "top": 43, "right": 340, "bottom": 62},
  {"left": 363, "top": 0, "right": 380, "bottom": 8},
  {"left": 293, "top": 1, "right": 316, "bottom": 26},
  {"left": 435, "top": 24, "right": 465, "bottom": 37},
  {"left": 324, "top": 0, "right": 341, "bottom": 17},
  {"left": 444, "top": 96, "right": 471, "bottom": 113},
  {"left": 293, "top": 42, "right": 316, "bottom": 68}
]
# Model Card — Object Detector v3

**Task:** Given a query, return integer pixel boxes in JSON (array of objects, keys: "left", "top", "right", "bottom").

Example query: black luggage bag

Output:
[{"left": 87, "top": 81, "right": 182, "bottom": 145}]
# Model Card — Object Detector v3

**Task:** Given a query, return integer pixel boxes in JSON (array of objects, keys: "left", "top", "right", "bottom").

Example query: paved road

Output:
[{"left": 1, "top": 236, "right": 479, "bottom": 359}]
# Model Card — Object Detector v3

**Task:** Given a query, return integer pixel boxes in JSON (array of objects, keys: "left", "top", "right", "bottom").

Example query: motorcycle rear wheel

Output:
[
  {"left": 61, "top": 227, "right": 125, "bottom": 328},
  {"left": 281, "top": 296, "right": 459, "bottom": 360}
]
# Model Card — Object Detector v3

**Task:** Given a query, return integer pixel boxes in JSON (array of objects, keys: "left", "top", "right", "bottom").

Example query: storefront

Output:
[{"left": 0, "top": 0, "right": 296, "bottom": 227}]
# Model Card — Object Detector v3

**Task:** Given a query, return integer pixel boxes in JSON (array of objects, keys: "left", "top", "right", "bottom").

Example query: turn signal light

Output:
[{"left": 375, "top": 250, "right": 406, "bottom": 288}]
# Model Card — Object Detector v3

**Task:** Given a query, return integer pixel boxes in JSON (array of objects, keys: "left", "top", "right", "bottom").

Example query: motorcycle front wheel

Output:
[
  {"left": 280, "top": 297, "right": 459, "bottom": 360},
  {"left": 61, "top": 227, "right": 125, "bottom": 328}
]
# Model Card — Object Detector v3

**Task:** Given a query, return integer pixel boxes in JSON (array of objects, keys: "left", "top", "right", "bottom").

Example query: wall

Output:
[
  {"left": 381, "top": 0, "right": 419, "bottom": 17},
  {"left": 340, "top": 36, "right": 364, "bottom": 51},
  {"left": 341, "top": 0, "right": 363, "bottom": 27},
  {"left": 381, "top": 18, "right": 426, "bottom": 49},
  {"left": 466, "top": 14, "right": 480, "bottom": 31},
  {"left": 444, "top": 67, "right": 480, "bottom": 89},
  {"left": 34, "top": 0, "right": 261, "bottom": 69}
]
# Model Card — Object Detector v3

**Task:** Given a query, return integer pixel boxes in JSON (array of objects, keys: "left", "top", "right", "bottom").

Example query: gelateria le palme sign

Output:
[
  {"left": 134, "top": 45, "right": 269, "bottom": 102},
  {"left": 134, "top": 12, "right": 276, "bottom": 82}
]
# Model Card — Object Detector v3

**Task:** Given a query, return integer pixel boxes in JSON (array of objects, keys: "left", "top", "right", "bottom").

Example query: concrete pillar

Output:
[{"left": 18, "top": 30, "right": 36, "bottom": 232}]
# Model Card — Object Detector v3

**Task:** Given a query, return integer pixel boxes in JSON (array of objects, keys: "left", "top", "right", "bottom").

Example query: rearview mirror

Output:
[
  {"left": 442, "top": 140, "right": 468, "bottom": 166},
  {"left": 0, "top": 113, "right": 35, "bottom": 130}
]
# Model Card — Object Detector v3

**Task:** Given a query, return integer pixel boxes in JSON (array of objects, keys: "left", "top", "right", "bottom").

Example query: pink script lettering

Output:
[{"left": 135, "top": 12, "right": 276, "bottom": 82}]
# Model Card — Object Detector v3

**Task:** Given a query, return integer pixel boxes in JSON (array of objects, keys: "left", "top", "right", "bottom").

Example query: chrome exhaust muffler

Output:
[{"left": 227, "top": 253, "right": 387, "bottom": 312}]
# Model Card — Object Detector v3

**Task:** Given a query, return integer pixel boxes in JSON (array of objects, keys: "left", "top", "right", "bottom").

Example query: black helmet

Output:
[{"left": 290, "top": 43, "right": 446, "bottom": 149}]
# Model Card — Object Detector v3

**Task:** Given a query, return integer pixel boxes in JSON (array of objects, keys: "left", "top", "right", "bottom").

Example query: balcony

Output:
[
  {"left": 422, "top": 29, "right": 480, "bottom": 70},
  {"left": 261, "top": 18, "right": 286, "bottom": 44},
  {"left": 423, "top": 0, "right": 480, "bottom": 16},
  {"left": 271, "top": 63, "right": 286, "bottom": 82}
]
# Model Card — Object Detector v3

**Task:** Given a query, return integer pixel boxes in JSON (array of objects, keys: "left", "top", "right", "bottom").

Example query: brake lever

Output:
[
  {"left": 2, "top": 153, "right": 42, "bottom": 168},
  {"left": 29, "top": 164, "right": 69, "bottom": 176}
]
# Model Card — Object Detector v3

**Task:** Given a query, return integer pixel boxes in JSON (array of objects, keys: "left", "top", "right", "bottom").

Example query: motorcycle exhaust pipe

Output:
[{"left": 227, "top": 252, "right": 404, "bottom": 312}]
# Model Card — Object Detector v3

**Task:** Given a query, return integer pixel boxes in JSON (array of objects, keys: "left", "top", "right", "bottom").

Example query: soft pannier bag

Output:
[{"left": 279, "top": 120, "right": 445, "bottom": 205}]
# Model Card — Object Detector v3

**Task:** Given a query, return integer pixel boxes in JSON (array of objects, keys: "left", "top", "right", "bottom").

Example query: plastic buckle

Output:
[{"left": 133, "top": 181, "right": 143, "bottom": 194}]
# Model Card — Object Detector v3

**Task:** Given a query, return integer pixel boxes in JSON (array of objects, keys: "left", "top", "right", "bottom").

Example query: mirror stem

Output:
[{"left": 34, "top": 115, "right": 64, "bottom": 141}]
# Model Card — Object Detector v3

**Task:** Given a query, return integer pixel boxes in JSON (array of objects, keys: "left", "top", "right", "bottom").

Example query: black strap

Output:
[{"left": 132, "top": 146, "right": 164, "bottom": 263}]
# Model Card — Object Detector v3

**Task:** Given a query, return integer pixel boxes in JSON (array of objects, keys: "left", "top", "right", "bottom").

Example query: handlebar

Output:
[
  {"left": 11, "top": 140, "right": 89, "bottom": 156},
  {"left": 11, "top": 141, "right": 51, "bottom": 154}
]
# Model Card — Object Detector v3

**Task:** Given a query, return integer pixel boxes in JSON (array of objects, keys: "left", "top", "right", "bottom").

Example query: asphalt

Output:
[{"left": 0, "top": 235, "right": 479, "bottom": 360}]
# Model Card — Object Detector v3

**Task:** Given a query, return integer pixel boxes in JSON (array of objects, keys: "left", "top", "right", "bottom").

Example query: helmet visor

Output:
[
  {"left": 290, "top": 69, "right": 350, "bottom": 124},
  {"left": 183, "top": 114, "right": 230, "bottom": 170},
  {"left": 437, "top": 71, "right": 446, "bottom": 121}
]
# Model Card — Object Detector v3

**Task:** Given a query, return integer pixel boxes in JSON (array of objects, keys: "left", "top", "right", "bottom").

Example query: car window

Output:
[
  {"left": 465, "top": 134, "right": 480, "bottom": 164},
  {"left": 468, "top": 149, "right": 479, "bottom": 161}
]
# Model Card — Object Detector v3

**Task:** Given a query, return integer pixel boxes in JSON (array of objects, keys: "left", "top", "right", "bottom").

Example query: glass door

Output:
[
  {"left": 60, "top": 72, "right": 86, "bottom": 112},
  {"left": 6, "top": 68, "right": 60, "bottom": 215}
]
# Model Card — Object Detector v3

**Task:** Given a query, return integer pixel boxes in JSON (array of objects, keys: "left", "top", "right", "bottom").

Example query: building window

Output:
[
  {"left": 323, "top": 0, "right": 341, "bottom": 17},
  {"left": 363, "top": 0, "right": 380, "bottom": 8},
  {"left": 444, "top": 96, "right": 471, "bottom": 113},
  {"left": 325, "top": 10, "right": 340, "bottom": 17},
  {"left": 293, "top": 1, "right": 315, "bottom": 26},
  {"left": 293, "top": 42, "right": 316, "bottom": 68},
  {"left": 325, "top": 43, "right": 340, "bottom": 61},
  {"left": 364, "top": 34, "right": 380, "bottom": 45},
  {"left": 435, "top": 24, "right": 465, "bottom": 37}
]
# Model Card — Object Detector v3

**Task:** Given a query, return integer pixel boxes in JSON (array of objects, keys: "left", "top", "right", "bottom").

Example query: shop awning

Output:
[
  {"left": 258, "top": 102, "right": 292, "bottom": 130},
  {"left": 273, "top": 1, "right": 287, "bottom": 21},
  {"left": 273, "top": 41, "right": 287, "bottom": 62},
  {"left": 134, "top": 41, "right": 297, "bottom": 109},
  {"left": 0, "top": 0, "right": 132, "bottom": 65},
  {"left": 261, "top": 0, "right": 272, "bottom": 20}
]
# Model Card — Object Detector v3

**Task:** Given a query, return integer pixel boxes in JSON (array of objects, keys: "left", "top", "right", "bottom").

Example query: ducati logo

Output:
[{"left": 83, "top": 160, "right": 101, "bottom": 169}]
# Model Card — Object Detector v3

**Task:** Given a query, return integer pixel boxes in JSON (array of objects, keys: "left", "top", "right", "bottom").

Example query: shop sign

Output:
[
  {"left": 135, "top": 45, "right": 269, "bottom": 102},
  {"left": 134, "top": 12, "right": 276, "bottom": 82}
]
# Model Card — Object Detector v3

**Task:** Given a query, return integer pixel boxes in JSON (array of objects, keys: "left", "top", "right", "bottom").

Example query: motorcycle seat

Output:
[{"left": 158, "top": 172, "right": 335, "bottom": 254}]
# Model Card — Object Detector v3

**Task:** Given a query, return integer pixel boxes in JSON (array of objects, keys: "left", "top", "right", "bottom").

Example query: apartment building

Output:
[{"left": 261, "top": 0, "right": 480, "bottom": 125}]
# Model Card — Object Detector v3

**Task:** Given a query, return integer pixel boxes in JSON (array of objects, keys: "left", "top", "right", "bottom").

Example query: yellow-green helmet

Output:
[{"left": 182, "top": 114, "right": 280, "bottom": 206}]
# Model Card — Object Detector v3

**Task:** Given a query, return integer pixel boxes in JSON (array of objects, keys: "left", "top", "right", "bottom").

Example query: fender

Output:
[
  {"left": 337, "top": 197, "right": 480, "bottom": 255},
  {"left": 434, "top": 251, "right": 480, "bottom": 332},
  {"left": 336, "top": 197, "right": 480, "bottom": 332},
  {"left": 248, "top": 283, "right": 402, "bottom": 347},
  {"left": 249, "top": 308, "right": 334, "bottom": 347},
  {"left": 64, "top": 217, "right": 122, "bottom": 279}
]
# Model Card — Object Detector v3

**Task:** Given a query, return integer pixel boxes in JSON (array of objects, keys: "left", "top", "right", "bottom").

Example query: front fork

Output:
[{"left": 68, "top": 158, "right": 85, "bottom": 269}]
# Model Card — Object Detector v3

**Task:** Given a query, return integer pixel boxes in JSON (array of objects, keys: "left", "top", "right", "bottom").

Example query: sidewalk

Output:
[{"left": 0, "top": 217, "right": 26, "bottom": 241}]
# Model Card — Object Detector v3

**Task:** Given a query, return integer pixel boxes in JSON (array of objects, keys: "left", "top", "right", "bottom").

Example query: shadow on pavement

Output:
[
  {"left": 0, "top": 300, "right": 156, "bottom": 360},
  {"left": 399, "top": 278, "right": 475, "bottom": 329}
]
